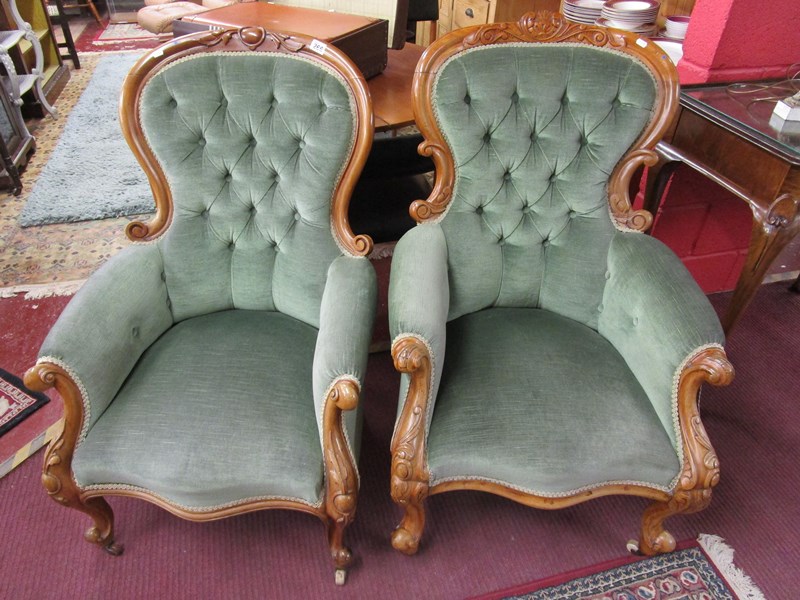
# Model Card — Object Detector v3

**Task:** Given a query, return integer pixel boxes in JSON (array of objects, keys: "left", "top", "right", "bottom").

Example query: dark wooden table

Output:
[{"left": 643, "top": 81, "right": 800, "bottom": 334}]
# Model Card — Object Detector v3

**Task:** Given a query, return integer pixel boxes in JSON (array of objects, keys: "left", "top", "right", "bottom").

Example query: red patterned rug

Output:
[
  {"left": 476, "top": 536, "right": 765, "bottom": 600},
  {"left": 74, "top": 19, "right": 170, "bottom": 52},
  {"left": 0, "top": 368, "right": 49, "bottom": 438}
]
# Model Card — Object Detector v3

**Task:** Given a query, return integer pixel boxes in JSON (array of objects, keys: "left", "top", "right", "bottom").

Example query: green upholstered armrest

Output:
[
  {"left": 599, "top": 232, "right": 725, "bottom": 442},
  {"left": 35, "top": 245, "right": 173, "bottom": 433},
  {"left": 388, "top": 223, "right": 449, "bottom": 421},
  {"left": 313, "top": 255, "right": 377, "bottom": 454}
]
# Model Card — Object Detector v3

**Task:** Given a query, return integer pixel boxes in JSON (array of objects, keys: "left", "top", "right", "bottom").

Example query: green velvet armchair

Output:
[
  {"left": 25, "top": 28, "right": 376, "bottom": 584},
  {"left": 388, "top": 12, "right": 734, "bottom": 557}
]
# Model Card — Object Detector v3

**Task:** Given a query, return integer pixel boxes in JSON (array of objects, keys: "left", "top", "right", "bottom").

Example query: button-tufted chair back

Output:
[
  {"left": 121, "top": 28, "right": 374, "bottom": 327},
  {"left": 411, "top": 15, "right": 677, "bottom": 329}
]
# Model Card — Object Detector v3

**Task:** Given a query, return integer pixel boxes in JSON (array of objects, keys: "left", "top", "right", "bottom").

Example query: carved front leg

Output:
[
  {"left": 25, "top": 362, "right": 122, "bottom": 555},
  {"left": 638, "top": 347, "right": 734, "bottom": 555},
  {"left": 322, "top": 378, "right": 360, "bottom": 577},
  {"left": 390, "top": 336, "right": 433, "bottom": 555}
]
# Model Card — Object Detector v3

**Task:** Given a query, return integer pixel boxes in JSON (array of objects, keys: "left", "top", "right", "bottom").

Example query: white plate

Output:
[{"left": 652, "top": 38, "right": 683, "bottom": 64}]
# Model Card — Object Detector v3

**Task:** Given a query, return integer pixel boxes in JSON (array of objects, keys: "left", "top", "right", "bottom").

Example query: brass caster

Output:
[
  {"left": 104, "top": 541, "right": 124, "bottom": 556},
  {"left": 334, "top": 568, "right": 347, "bottom": 586},
  {"left": 626, "top": 539, "right": 643, "bottom": 556}
]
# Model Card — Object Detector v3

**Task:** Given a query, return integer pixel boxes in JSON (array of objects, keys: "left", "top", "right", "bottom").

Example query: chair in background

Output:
[
  {"left": 25, "top": 27, "right": 377, "bottom": 584},
  {"left": 136, "top": 0, "right": 236, "bottom": 34},
  {"left": 388, "top": 12, "right": 734, "bottom": 557},
  {"left": 58, "top": 0, "right": 102, "bottom": 24}
]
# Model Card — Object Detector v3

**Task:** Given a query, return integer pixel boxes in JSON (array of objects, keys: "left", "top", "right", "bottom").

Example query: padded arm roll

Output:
[
  {"left": 388, "top": 223, "right": 450, "bottom": 421},
  {"left": 37, "top": 244, "right": 173, "bottom": 434},
  {"left": 313, "top": 256, "right": 377, "bottom": 452},
  {"left": 599, "top": 232, "right": 724, "bottom": 446}
]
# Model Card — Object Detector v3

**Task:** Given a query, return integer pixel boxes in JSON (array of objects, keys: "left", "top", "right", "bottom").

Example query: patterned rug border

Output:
[
  {"left": 476, "top": 535, "right": 765, "bottom": 600},
  {"left": 0, "top": 279, "right": 86, "bottom": 299}
]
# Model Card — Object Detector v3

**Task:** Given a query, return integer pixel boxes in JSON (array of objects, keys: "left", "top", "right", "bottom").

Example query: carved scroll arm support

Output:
[
  {"left": 24, "top": 362, "right": 121, "bottom": 555},
  {"left": 390, "top": 336, "right": 433, "bottom": 555},
  {"left": 322, "top": 378, "right": 361, "bottom": 571},
  {"left": 639, "top": 346, "right": 734, "bottom": 555}
]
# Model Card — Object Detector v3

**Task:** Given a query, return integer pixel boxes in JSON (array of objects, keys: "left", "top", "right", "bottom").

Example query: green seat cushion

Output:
[
  {"left": 73, "top": 310, "right": 323, "bottom": 509},
  {"left": 427, "top": 308, "right": 681, "bottom": 494}
]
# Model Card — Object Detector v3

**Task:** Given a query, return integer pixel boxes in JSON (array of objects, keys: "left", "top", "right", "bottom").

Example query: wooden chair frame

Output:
[{"left": 389, "top": 11, "right": 735, "bottom": 557}]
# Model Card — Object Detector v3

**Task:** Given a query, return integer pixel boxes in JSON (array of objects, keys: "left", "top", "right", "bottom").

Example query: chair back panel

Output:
[
  {"left": 425, "top": 37, "right": 661, "bottom": 327},
  {"left": 135, "top": 44, "right": 365, "bottom": 325}
]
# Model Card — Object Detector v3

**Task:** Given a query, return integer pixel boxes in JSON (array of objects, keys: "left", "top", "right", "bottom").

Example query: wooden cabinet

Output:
[
  {"left": 0, "top": 0, "right": 69, "bottom": 117},
  {"left": 437, "top": 0, "right": 560, "bottom": 38}
]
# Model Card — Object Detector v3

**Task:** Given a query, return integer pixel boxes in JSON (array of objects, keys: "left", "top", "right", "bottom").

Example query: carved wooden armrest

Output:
[
  {"left": 322, "top": 378, "right": 361, "bottom": 568},
  {"left": 25, "top": 361, "right": 120, "bottom": 553},
  {"left": 639, "top": 345, "right": 734, "bottom": 555},
  {"left": 389, "top": 335, "right": 434, "bottom": 554}
]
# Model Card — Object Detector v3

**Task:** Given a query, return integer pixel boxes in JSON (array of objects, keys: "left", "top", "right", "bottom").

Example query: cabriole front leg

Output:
[
  {"left": 25, "top": 362, "right": 123, "bottom": 556},
  {"left": 390, "top": 336, "right": 433, "bottom": 555},
  {"left": 637, "top": 346, "right": 734, "bottom": 555},
  {"left": 322, "top": 378, "right": 360, "bottom": 584}
]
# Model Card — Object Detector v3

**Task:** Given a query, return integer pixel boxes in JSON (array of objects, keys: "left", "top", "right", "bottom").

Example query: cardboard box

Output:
[{"left": 174, "top": 3, "right": 389, "bottom": 78}]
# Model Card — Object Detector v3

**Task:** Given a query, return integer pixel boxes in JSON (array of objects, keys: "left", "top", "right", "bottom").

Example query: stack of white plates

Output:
[
  {"left": 598, "top": 0, "right": 660, "bottom": 36},
  {"left": 562, "top": 0, "right": 605, "bottom": 25},
  {"left": 664, "top": 15, "right": 690, "bottom": 39}
]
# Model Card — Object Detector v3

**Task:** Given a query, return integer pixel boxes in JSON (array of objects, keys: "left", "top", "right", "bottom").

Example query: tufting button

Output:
[
  {"left": 249, "top": 138, "right": 257, "bottom": 148},
  {"left": 475, "top": 206, "right": 483, "bottom": 215},
  {"left": 298, "top": 139, "right": 305, "bottom": 149},
  {"left": 569, "top": 210, "right": 577, "bottom": 218},
  {"left": 511, "top": 91, "right": 519, "bottom": 103},
  {"left": 228, "top": 241, "right": 235, "bottom": 250},
  {"left": 498, "top": 236, "right": 505, "bottom": 246},
  {"left": 549, "top": 173, "right": 558, "bottom": 183},
  {"left": 542, "top": 239, "right": 550, "bottom": 248},
  {"left": 522, "top": 204, "right": 531, "bottom": 214},
  {"left": 225, "top": 174, "right": 232, "bottom": 182},
  {"left": 294, "top": 213, "right": 301, "bottom": 221},
  {"left": 503, "top": 171, "right": 511, "bottom": 181},
  {"left": 250, "top": 205, "right": 257, "bottom": 214},
  {"left": 201, "top": 209, "right": 209, "bottom": 218},
  {"left": 169, "top": 98, "right": 177, "bottom": 108},
  {"left": 464, "top": 94, "right": 471, "bottom": 105},
  {"left": 483, "top": 132, "right": 491, "bottom": 143},
  {"left": 198, "top": 138, "right": 206, "bottom": 147}
]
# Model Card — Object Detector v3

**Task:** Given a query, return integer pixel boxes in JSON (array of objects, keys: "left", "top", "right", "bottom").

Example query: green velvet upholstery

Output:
[
  {"left": 428, "top": 308, "right": 681, "bottom": 493},
  {"left": 140, "top": 53, "right": 357, "bottom": 326},
  {"left": 313, "top": 255, "right": 377, "bottom": 456},
  {"left": 600, "top": 232, "right": 724, "bottom": 447},
  {"left": 434, "top": 45, "right": 656, "bottom": 327},
  {"left": 74, "top": 310, "right": 323, "bottom": 508},
  {"left": 388, "top": 223, "right": 449, "bottom": 423},
  {"left": 33, "top": 43, "right": 376, "bottom": 533}
]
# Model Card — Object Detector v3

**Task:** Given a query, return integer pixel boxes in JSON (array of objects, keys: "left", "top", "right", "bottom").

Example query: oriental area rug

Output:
[
  {"left": 479, "top": 536, "right": 765, "bottom": 600},
  {"left": 0, "top": 368, "right": 49, "bottom": 438}
]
